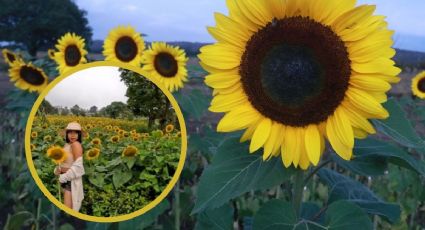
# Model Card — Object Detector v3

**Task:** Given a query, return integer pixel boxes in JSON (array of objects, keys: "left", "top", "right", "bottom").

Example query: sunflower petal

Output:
[
  {"left": 326, "top": 115, "right": 353, "bottom": 160},
  {"left": 305, "top": 125, "right": 321, "bottom": 166},
  {"left": 250, "top": 118, "right": 272, "bottom": 153}
]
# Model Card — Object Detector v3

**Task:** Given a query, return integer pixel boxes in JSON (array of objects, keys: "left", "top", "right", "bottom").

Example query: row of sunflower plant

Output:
[{"left": 31, "top": 115, "right": 180, "bottom": 217}]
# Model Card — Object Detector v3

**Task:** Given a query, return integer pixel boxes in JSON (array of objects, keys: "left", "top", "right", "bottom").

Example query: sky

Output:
[
  {"left": 74, "top": 0, "right": 425, "bottom": 52},
  {"left": 45, "top": 67, "right": 128, "bottom": 109}
]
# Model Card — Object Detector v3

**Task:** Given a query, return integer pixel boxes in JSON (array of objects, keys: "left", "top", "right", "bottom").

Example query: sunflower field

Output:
[{"left": 30, "top": 115, "right": 181, "bottom": 216}]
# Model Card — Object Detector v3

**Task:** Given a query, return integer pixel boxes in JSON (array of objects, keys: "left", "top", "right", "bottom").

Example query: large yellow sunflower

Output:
[
  {"left": 54, "top": 32, "right": 87, "bottom": 75},
  {"left": 46, "top": 146, "right": 67, "bottom": 164},
  {"left": 2, "top": 49, "right": 22, "bottom": 65},
  {"left": 411, "top": 71, "right": 425, "bottom": 99},
  {"left": 103, "top": 26, "right": 145, "bottom": 66},
  {"left": 142, "top": 42, "right": 188, "bottom": 92},
  {"left": 199, "top": 0, "right": 400, "bottom": 170},
  {"left": 9, "top": 62, "right": 48, "bottom": 93}
]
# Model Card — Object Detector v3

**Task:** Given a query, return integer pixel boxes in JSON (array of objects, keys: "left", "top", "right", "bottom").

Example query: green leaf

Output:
[
  {"left": 123, "top": 157, "right": 136, "bottom": 169},
  {"left": 118, "top": 199, "right": 170, "bottom": 229},
  {"left": 174, "top": 89, "right": 211, "bottom": 120},
  {"left": 300, "top": 202, "right": 324, "bottom": 223},
  {"left": 59, "top": 223, "right": 75, "bottom": 230},
  {"left": 192, "top": 137, "right": 294, "bottom": 214},
  {"left": 253, "top": 200, "right": 372, "bottom": 230},
  {"left": 112, "top": 170, "right": 133, "bottom": 189},
  {"left": 372, "top": 98, "right": 425, "bottom": 149},
  {"left": 355, "top": 138, "right": 425, "bottom": 176},
  {"left": 318, "top": 168, "right": 401, "bottom": 223},
  {"left": 332, "top": 154, "right": 387, "bottom": 176},
  {"left": 189, "top": 126, "right": 228, "bottom": 157},
  {"left": 325, "top": 200, "right": 372, "bottom": 230},
  {"left": 195, "top": 203, "right": 234, "bottom": 230},
  {"left": 253, "top": 200, "right": 297, "bottom": 230},
  {"left": 4, "top": 211, "right": 34, "bottom": 230},
  {"left": 88, "top": 174, "right": 105, "bottom": 188}
]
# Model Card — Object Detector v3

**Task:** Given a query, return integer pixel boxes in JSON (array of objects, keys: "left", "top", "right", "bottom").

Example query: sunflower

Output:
[
  {"left": 9, "top": 62, "right": 48, "bottom": 93},
  {"left": 122, "top": 145, "right": 138, "bottom": 157},
  {"left": 47, "top": 49, "right": 56, "bottom": 60},
  {"left": 31, "top": 131, "right": 38, "bottom": 139},
  {"left": 103, "top": 26, "right": 145, "bottom": 66},
  {"left": 91, "top": 138, "right": 102, "bottom": 146},
  {"left": 132, "top": 137, "right": 140, "bottom": 142},
  {"left": 54, "top": 32, "right": 87, "bottom": 75},
  {"left": 142, "top": 42, "right": 188, "bottom": 92},
  {"left": 199, "top": 0, "right": 400, "bottom": 170},
  {"left": 2, "top": 49, "right": 21, "bottom": 65},
  {"left": 86, "top": 148, "right": 100, "bottom": 160},
  {"left": 165, "top": 124, "right": 174, "bottom": 133},
  {"left": 30, "top": 144, "right": 36, "bottom": 151},
  {"left": 44, "top": 135, "right": 52, "bottom": 142},
  {"left": 110, "top": 135, "right": 120, "bottom": 143},
  {"left": 46, "top": 146, "right": 67, "bottom": 164},
  {"left": 411, "top": 71, "right": 425, "bottom": 99}
]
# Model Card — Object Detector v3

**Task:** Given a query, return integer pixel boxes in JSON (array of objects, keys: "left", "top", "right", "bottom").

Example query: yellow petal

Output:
[
  {"left": 333, "top": 107, "right": 354, "bottom": 148},
  {"left": 271, "top": 125, "right": 286, "bottom": 157},
  {"left": 217, "top": 105, "right": 261, "bottom": 132},
  {"left": 322, "top": 0, "right": 356, "bottom": 25},
  {"left": 339, "top": 15, "right": 386, "bottom": 42},
  {"left": 332, "top": 5, "right": 376, "bottom": 34},
  {"left": 281, "top": 126, "right": 297, "bottom": 168},
  {"left": 250, "top": 118, "right": 272, "bottom": 153},
  {"left": 267, "top": 0, "right": 286, "bottom": 19},
  {"left": 305, "top": 125, "right": 321, "bottom": 166},
  {"left": 341, "top": 105, "right": 376, "bottom": 134},
  {"left": 263, "top": 122, "right": 282, "bottom": 160},
  {"left": 198, "top": 44, "right": 242, "bottom": 70},
  {"left": 298, "top": 131, "right": 310, "bottom": 170},
  {"left": 240, "top": 122, "right": 258, "bottom": 142},
  {"left": 205, "top": 71, "right": 241, "bottom": 89},
  {"left": 292, "top": 128, "right": 302, "bottom": 167},
  {"left": 350, "top": 75, "right": 392, "bottom": 92},
  {"left": 213, "top": 13, "right": 251, "bottom": 43},
  {"left": 351, "top": 58, "right": 401, "bottom": 76},
  {"left": 326, "top": 115, "right": 353, "bottom": 160},
  {"left": 226, "top": 0, "right": 258, "bottom": 32},
  {"left": 346, "top": 88, "right": 389, "bottom": 119},
  {"left": 209, "top": 92, "right": 248, "bottom": 113},
  {"left": 353, "top": 127, "right": 369, "bottom": 139}
]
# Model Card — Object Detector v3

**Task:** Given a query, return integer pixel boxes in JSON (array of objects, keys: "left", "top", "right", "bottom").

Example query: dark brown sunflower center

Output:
[
  {"left": 418, "top": 78, "right": 425, "bottom": 93},
  {"left": 19, "top": 66, "right": 46, "bottom": 86},
  {"left": 240, "top": 16, "right": 351, "bottom": 127},
  {"left": 115, "top": 36, "right": 138, "bottom": 62},
  {"left": 154, "top": 52, "right": 178, "bottom": 77},
  {"left": 65, "top": 45, "right": 82, "bottom": 66},
  {"left": 6, "top": 53, "right": 16, "bottom": 63},
  {"left": 51, "top": 151, "right": 62, "bottom": 160},
  {"left": 89, "top": 151, "right": 97, "bottom": 157}
]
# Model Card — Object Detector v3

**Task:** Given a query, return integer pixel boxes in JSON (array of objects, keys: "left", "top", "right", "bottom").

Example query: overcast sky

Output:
[
  {"left": 45, "top": 67, "right": 128, "bottom": 109},
  {"left": 74, "top": 0, "right": 425, "bottom": 51}
]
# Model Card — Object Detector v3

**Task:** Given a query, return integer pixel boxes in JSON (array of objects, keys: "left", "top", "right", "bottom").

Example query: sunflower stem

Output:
[
  {"left": 174, "top": 179, "right": 180, "bottom": 230},
  {"left": 57, "top": 177, "right": 61, "bottom": 203},
  {"left": 293, "top": 170, "right": 304, "bottom": 218}
]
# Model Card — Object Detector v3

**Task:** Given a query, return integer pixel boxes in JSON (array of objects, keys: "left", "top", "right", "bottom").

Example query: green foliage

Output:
[
  {"left": 192, "top": 136, "right": 294, "bottom": 214},
  {"left": 253, "top": 200, "right": 373, "bottom": 230},
  {"left": 373, "top": 98, "right": 425, "bottom": 149},
  {"left": 174, "top": 89, "right": 211, "bottom": 121},
  {"left": 318, "top": 168, "right": 401, "bottom": 223},
  {"left": 0, "top": 0, "right": 92, "bottom": 56},
  {"left": 195, "top": 203, "right": 234, "bottom": 230},
  {"left": 31, "top": 116, "right": 181, "bottom": 217}
]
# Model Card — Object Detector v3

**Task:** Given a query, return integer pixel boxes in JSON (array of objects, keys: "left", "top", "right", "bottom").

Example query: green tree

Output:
[
  {"left": 40, "top": 99, "right": 58, "bottom": 114},
  {"left": 104, "top": 101, "right": 128, "bottom": 119},
  {"left": 0, "top": 0, "right": 92, "bottom": 56},
  {"left": 119, "top": 69, "right": 173, "bottom": 128},
  {"left": 70, "top": 104, "right": 85, "bottom": 116}
]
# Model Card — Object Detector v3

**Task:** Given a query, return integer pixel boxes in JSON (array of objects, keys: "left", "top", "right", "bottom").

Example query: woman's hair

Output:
[{"left": 65, "top": 130, "right": 83, "bottom": 143}]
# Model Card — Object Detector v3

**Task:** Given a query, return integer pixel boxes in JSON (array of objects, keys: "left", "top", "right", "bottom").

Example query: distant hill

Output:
[
  {"left": 89, "top": 40, "right": 209, "bottom": 57},
  {"left": 394, "top": 49, "right": 425, "bottom": 69}
]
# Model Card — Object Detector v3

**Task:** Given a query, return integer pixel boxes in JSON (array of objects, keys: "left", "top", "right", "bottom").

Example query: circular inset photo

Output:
[{"left": 25, "top": 62, "right": 186, "bottom": 222}]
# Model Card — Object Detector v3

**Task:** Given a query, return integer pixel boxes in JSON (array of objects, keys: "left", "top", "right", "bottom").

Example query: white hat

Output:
[{"left": 65, "top": 122, "right": 82, "bottom": 131}]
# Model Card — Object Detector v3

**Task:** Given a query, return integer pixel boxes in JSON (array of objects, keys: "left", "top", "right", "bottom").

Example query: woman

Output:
[{"left": 54, "top": 122, "right": 85, "bottom": 211}]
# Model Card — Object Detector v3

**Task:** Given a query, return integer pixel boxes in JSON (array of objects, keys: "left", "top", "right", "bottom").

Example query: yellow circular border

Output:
[{"left": 25, "top": 61, "right": 187, "bottom": 223}]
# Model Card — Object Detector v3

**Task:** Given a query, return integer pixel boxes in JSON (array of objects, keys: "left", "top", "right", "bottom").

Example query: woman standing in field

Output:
[{"left": 54, "top": 122, "right": 85, "bottom": 211}]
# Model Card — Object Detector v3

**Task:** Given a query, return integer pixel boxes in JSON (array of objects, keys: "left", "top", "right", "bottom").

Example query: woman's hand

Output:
[{"left": 60, "top": 167, "right": 69, "bottom": 173}]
